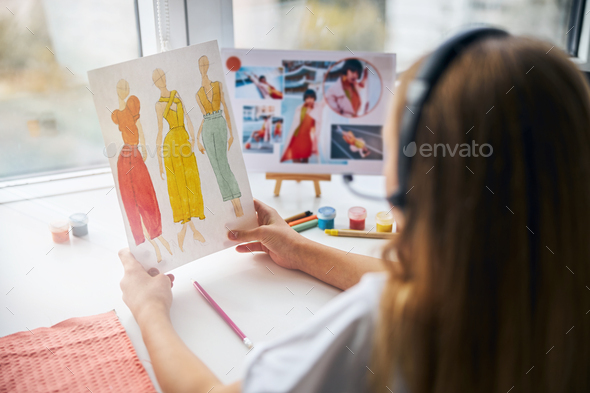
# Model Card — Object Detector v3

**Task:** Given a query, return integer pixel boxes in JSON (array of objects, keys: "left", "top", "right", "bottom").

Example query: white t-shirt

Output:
[{"left": 242, "top": 273, "right": 400, "bottom": 393}]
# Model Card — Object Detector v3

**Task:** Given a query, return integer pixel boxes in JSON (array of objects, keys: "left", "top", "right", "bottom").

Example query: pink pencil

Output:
[{"left": 191, "top": 279, "right": 253, "bottom": 349}]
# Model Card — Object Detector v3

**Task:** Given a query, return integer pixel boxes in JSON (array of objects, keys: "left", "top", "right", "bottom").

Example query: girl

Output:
[{"left": 119, "top": 31, "right": 590, "bottom": 393}]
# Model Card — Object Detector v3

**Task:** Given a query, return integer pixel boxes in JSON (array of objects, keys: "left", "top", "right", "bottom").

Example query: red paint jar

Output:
[{"left": 348, "top": 206, "right": 367, "bottom": 230}]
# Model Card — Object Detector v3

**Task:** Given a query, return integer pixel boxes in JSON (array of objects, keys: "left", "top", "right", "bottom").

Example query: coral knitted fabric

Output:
[{"left": 0, "top": 310, "right": 156, "bottom": 392}]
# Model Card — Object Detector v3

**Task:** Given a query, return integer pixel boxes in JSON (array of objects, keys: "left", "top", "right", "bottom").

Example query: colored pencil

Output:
[
  {"left": 284, "top": 210, "right": 313, "bottom": 223},
  {"left": 292, "top": 219, "right": 318, "bottom": 232},
  {"left": 288, "top": 214, "right": 318, "bottom": 227},
  {"left": 191, "top": 279, "right": 253, "bottom": 349},
  {"left": 324, "top": 229, "right": 397, "bottom": 239}
]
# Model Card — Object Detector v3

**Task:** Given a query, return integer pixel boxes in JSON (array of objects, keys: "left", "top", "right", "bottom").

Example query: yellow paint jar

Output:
[{"left": 375, "top": 211, "right": 394, "bottom": 233}]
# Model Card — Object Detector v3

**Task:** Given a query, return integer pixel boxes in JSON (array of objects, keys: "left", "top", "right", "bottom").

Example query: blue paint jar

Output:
[
  {"left": 69, "top": 213, "right": 89, "bottom": 237},
  {"left": 317, "top": 206, "right": 336, "bottom": 230}
]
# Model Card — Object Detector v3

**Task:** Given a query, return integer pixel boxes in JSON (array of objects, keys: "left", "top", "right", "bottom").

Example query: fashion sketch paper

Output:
[{"left": 88, "top": 41, "right": 257, "bottom": 273}]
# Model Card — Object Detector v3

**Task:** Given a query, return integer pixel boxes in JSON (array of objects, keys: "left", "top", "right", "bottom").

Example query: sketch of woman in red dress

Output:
[
  {"left": 281, "top": 89, "right": 323, "bottom": 163},
  {"left": 111, "top": 79, "right": 172, "bottom": 263}
]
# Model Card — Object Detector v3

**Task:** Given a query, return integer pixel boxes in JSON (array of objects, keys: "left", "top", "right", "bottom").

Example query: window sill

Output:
[{"left": 0, "top": 167, "right": 114, "bottom": 204}]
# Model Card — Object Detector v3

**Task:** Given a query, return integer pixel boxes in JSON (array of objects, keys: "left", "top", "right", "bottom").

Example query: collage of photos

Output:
[{"left": 222, "top": 49, "right": 395, "bottom": 174}]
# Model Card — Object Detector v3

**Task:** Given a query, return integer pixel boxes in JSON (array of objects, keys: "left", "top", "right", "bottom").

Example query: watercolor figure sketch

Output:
[{"left": 88, "top": 41, "right": 257, "bottom": 273}]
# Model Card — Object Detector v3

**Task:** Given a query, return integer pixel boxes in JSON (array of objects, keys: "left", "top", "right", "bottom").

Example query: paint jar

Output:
[
  {"left": 348, "top": 206, "right": 367, "bottom": 230},
  {"left": 375, "top": 211, "right": 395, "bottom": 233},
  {"left": 49, "top": 220, "right": 70, "bottom": 243},
  {"left": 317, "top": 206, "right": 336, "bottom": 230},
  {"left": 69, "top": 213, "right": 89, "bottom": 237}
]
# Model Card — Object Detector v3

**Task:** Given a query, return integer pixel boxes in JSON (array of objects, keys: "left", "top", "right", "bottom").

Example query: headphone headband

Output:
[{"left": 389, "top": 26, "right": 509, "bottom": 209}]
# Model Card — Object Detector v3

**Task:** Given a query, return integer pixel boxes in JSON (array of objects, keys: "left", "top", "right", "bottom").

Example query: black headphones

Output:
[{"left": 387, "top": 26, "right": 509, "bottom": 210}]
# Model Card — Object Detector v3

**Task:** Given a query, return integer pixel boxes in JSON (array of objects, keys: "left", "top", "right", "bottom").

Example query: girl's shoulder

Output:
[{"left": 242, "top": 272, "right": 388, "bottom": 393}]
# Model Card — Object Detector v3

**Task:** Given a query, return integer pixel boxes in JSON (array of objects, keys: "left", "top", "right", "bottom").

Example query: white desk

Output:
[{"left": 0, "top": 171, "right": 390, "bottom": 391}]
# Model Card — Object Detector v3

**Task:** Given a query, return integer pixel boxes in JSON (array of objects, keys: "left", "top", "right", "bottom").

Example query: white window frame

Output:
[
  {"left": 137, "top": 0, "right": 234, "bottom": 55},
  {"left": 571, "top": 0, "right": 590, "bottom": 72}
]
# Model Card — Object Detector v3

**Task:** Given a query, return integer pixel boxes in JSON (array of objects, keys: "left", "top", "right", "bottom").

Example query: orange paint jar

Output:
[{"left": 49, "top": 220, "right": 70, "bottom": 243}]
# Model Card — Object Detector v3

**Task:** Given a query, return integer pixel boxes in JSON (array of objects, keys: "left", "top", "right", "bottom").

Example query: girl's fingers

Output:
[
  {"left": 228, "top": 226, "right": 267, "bottom": 242},
  {"left": 253, "top": 199, "right": 275, "bottom": 216},
  {"left": 119, "top": 248, "right": 147, "bottom": 274},
  {"left": 253, "top": 199, "right": 282, "bottom": 223},
  {"left": 236, "top": 242, "right": 265, "bottom": 253},
  {"left": 148, "top": 268, "right": 160, "bottom": 277},
  {"left": 166, "top": 274, "right": 175, "bottom": 288}
]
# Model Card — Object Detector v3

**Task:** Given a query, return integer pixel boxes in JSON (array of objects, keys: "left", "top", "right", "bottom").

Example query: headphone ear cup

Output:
[
  {"left": 389, "top": 26, "right": 509, "bottom": 211},
  {"left": 395, "top": 81, "right": 428, "bottom": 209},
  {"left": 387, "top": 190, "right": 405, "bottom": 208}
]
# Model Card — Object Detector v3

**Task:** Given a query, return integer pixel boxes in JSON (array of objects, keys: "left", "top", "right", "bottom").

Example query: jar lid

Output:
[
  {"left": 49, "top": 220, "right": 69, "bottom": 233},
  {"left": 69, "top": 213, "right": 89, "bottom": 226},
  {"left": 317, "top": 206, "right": 336, "bottom": 220},
  {"left": 375, "top": 211, "right": 395, "bottom": 224},
  {"left": 348, "top": 206, "right": 367, "bottom": 219}
]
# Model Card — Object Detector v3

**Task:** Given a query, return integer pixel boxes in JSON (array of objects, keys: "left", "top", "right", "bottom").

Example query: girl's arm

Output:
[
  {"left": 119, "top": 250, "right": 241, "bottom": 393},
  {"left": 230, "top": 200, "right": 387, "bottom": 290}
]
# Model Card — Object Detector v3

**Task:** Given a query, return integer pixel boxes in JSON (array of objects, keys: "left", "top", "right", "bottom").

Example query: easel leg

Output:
[
  {"left": 274, "top": 179, "right": 283, "bottom": 196},
  {"left": 313, "top": 180, "right": 321, "bottom": 197}
]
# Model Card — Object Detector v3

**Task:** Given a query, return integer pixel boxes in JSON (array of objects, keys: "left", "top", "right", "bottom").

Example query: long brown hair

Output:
[{"left": 373, "top": 35, "right": 590, "bottom": 393}]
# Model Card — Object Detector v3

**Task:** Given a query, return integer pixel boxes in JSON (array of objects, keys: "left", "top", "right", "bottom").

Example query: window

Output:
[
  {"left": 0, "top": 0, "right": 140, "bottom": 180},
  {"left": 1, "top": 0, "right": 581, "bottom": 180},
  {"left": 232, "top": 0, "right": 576, "bottom": 71}
]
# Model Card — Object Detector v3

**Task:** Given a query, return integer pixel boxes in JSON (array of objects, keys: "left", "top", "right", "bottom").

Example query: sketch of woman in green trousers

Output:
[{"left": 195, "top": 55, "right": 244, "bottom": 218}]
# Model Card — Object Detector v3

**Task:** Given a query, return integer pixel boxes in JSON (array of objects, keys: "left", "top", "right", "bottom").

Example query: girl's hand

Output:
[
  {"left": 228, "top": 199, "right": 309, "bottom": 270},
  {"left": 228, "top": 135, "right": 234, "bottom": 151},
  {"left": 119, "top": 249, "right": 175, "bottom": 324}
]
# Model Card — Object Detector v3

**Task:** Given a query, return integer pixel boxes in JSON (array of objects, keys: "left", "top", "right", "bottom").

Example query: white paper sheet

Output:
[{"left": 88, "top": 41, "right": 257, "bottom": 273}]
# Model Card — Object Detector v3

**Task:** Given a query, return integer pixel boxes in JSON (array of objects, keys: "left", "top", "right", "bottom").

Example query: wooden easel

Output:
[{"left": 266, "top": 173, "right": 332, "bottom": 197}]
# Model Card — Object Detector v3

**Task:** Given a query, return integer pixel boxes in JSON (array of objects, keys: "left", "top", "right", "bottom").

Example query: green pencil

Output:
[{"left": 292, "top": 219, "right": 318, "bottom": 233}]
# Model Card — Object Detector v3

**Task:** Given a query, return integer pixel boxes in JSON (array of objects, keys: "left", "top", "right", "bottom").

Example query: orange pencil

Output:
[{"left": 289, "top": 214, "right": 318, "bottom": 227}]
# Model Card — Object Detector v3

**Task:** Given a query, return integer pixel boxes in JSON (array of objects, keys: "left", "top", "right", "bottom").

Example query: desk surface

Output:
[{"left": 0, "top": 172, "right": 390, "bottom": 391}]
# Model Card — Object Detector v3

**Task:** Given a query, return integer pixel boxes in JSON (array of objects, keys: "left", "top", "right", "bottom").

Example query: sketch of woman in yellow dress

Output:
[
  {"left": 153, "top": 68, "right": 206, "bottom": 251},
  {"left": 195, "top": 55, "right": 243, "bottom": 218}
]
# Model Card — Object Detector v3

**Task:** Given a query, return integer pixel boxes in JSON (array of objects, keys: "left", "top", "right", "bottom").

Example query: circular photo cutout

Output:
[{"left": 323, "top": 58, "right": 382, "bottom": 118}]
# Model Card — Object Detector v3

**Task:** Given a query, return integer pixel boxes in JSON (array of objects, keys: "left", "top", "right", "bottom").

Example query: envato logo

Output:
[{"left": 402, "top": 141, "right": 493, "bottom": 158}]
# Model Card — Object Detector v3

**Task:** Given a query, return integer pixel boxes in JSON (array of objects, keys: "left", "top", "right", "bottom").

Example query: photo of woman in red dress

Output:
[{"left": 280, "top": 89, "right": 323, "bottom": 163}]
